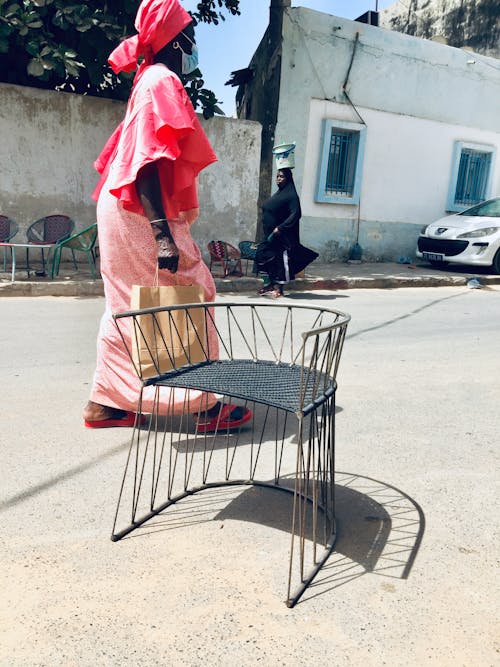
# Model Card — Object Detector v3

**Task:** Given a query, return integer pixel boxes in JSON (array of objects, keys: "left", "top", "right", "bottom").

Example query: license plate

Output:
[{"left": 422, "top": 252, "right": 445, "bottom": 261}]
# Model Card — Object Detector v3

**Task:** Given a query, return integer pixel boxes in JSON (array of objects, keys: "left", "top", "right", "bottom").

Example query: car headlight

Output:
[{"left": 457, "top": 227, "right": 499, "bottom": 238}]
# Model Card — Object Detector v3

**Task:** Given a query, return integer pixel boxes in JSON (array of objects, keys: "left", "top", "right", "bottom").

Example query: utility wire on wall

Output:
[{"left": 342, "top": 31, "right": 366, "bottom": 261}]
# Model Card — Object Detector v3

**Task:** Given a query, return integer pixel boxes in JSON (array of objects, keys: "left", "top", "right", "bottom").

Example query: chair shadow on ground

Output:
[
  {"left": 127, "top": 468, "right": 424, "bottom": 606},
  {"left": 213, "top": 471, "right": 425, "bottom": 604}
]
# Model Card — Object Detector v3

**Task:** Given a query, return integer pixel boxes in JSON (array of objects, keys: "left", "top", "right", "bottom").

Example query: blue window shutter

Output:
[{"left": 316, "top": 120, "right": 366, "bottom": 205}]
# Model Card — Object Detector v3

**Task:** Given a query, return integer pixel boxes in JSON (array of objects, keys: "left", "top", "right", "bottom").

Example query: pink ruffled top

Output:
[{"left": 93, "top": 63, "right": 217, "bottom": 219}]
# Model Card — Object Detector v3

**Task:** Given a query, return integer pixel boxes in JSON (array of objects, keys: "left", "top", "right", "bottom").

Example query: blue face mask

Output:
[
  {"left": 175, "top": 32, "right": 199, "bottom": 75},
  {"left": 181, "top": 44, "right": 199, "bottom": 75}
]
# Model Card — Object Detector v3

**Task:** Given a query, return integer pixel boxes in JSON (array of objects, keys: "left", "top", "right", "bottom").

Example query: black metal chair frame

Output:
[
  {"left": 26, "top": 215, "right": 74, "bottom": 275},
  {"left": 207, "top": 240, "right": 243, "bottom": 277},
  {"left": 0, "top": 215, "right": 18, "bottom": 272},
  {"left": 112, "top": 302, "right": 350, "bottom": 607}
]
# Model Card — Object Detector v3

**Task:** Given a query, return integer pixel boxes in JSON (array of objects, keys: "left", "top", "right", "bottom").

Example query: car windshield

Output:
[{"left": 460, "top": 199, "right": 500, "bottom": 217}]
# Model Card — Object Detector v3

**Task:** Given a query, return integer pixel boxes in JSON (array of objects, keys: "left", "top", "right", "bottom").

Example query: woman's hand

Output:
[
  {"left": 157, "top": 236, "right": 179, "bottom": 273},
  {"left": 267, "top": 227, "right": 280, "bottom": 242},
  {"left": 151, "top": 219, "right": 179, "bottom": 273},
  {"left": 136, "top": 162, "right": 181, "bottom": 272}
]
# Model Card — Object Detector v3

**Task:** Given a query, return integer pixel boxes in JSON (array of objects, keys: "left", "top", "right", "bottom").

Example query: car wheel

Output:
[
  {"left": 491, "top": 249, "right": 500, "bottom": 275},
  {"left": 429, "top": 260, "right": 449, "bottom": 268}
]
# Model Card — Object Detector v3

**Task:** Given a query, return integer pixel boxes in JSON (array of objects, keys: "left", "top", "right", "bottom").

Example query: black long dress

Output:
[{"left": 256, "top": 180, "right": 318, "bottom": 284}]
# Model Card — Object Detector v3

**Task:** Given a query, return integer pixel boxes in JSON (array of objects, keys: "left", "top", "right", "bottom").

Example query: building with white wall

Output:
[{"left": 236, "top": 4, "right": 500, "bottom": 262}]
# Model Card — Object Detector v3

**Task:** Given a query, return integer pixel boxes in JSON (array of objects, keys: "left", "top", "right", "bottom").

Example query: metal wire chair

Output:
[
  {"left": 207, "top": 240, "right": 243, "bottom": 277},
  {"left": 112, "top": 302, "right": 350, "bottom": 607},
  {"left": 26, "top": 214, "right": 74, "bottom": 275},
  {"left": 0, "top": 215, "right": 18, "bottom": 272}
]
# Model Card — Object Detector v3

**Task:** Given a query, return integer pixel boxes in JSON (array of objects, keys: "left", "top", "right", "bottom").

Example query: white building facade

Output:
[{"left": 271, "top": 8, "right": 500, "bottom": 261}]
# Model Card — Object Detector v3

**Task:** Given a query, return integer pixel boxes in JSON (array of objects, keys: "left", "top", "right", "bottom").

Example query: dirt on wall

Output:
[{"left": 380, "top": 0, "right": 500, "bottom": 59}]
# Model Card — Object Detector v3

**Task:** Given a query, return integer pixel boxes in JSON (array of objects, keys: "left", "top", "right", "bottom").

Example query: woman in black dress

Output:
[{"left": 256, "top": 168, "right": 318, "bottom": 297}]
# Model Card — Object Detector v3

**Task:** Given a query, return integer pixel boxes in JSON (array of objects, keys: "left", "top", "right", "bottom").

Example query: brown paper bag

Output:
[{"left": 130, "top": 284, "right": 207, "bottom": 379}]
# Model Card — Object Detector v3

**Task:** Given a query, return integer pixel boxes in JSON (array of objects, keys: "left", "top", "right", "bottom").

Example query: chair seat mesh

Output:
[{"left": 154, "top": 359, "right": 335, "bottom": 415}]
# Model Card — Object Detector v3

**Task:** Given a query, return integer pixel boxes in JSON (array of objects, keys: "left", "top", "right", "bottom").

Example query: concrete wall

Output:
[
  {"left": 0, "top": 83, "right": 261, "bottom": 259},
  {"left": 273, "top": 8, "right": 500, "bottom": 261},
  {"left": 380, "top": 0, "right": 500, "bottom": 60}
]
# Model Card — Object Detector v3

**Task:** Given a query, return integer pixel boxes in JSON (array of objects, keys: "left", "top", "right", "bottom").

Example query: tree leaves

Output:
[{"left": 0, "top": 0, "right": 239, "bottom": 117}]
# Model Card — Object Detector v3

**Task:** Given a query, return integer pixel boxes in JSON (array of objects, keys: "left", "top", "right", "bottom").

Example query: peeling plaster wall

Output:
[
  {"left": 194, "top": 114, "right": 261, "bottom": 252},
  {"left": 0, "top": 83, "right": 261, "bottom": 259},
  {"left": 380, "top": 0, "right": 500, "bottom": 59},
  {"left": 273, "top": 7, "right": 500, "bottom": 261}
]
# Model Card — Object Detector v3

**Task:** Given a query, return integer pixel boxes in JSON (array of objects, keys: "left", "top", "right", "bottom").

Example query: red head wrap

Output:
[{"left": 108, "top": 0, "right": 192, "bottom": 74}]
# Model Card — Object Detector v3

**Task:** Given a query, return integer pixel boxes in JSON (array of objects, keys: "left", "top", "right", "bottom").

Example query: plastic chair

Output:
[
  {"left": 207, "top": 240, "right": 243, "bottom": 277},
  {"left": 238, "top": 240, "right": 258, "bottom": 275},
  {"left": 26, "top": 214, "right": 75, "bottom": 275},
  {"left": 0, "top": 215, "right": 18, "bottom": 272},
  {"left": 51, "top": 223, "right": 98, "bottom": 279}
]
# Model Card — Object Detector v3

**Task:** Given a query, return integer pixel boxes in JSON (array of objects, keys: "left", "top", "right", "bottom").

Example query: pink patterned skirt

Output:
[{"left": 90, "top": 187, "right": 218, "bottom": 414}]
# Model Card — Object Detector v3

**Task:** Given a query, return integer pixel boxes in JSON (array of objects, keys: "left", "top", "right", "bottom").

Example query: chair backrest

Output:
[
  {"left": 207, "top": 240, "right": 241, "bottom": 260},
  {"left": 224, "top": 242, "right": 241, "bottom": 259},
  {"left": 114, "top": 303, "right": 351, "bottom": 395},
  {"left": 207, "top": 240, "right": 227, "bottom": 260},
  {"left": 27, "top": 215, "right": 75, "bottom": 243},
  {"left": 238, "top": 240, "right": 258, "bottom": 260},
  {"left": 59, "top": 223, "right": 98, "bottom": 251},
  {"left": 0, "top": 215, "right": 18, "bottom": 242}
]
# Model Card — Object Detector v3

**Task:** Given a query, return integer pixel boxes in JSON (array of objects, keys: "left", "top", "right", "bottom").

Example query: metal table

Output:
[{"left": 0, "top": 242, "right": 55, "bottom": 281}]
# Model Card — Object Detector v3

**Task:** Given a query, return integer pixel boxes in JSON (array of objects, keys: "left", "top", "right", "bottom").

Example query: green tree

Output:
[{"left": 0, "top": 0, "right": 240, "bottom": 117}]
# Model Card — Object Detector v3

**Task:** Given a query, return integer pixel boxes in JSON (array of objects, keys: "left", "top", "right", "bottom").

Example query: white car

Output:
[{"left": 417, "top": 197, "right": 500, "bottom": 274}]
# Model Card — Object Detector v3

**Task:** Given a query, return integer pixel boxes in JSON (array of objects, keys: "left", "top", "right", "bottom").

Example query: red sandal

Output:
[
  {"left": 195, "top": 403, "right": 252, "bottom": 434},
  {"left": 84, "top": 411, "right": 147, "bottom": 429}
]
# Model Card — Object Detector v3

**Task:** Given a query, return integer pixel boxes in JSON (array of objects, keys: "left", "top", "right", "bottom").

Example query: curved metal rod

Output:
[{"left": 110, "top": 478, "right": 337, "bottom": 608}]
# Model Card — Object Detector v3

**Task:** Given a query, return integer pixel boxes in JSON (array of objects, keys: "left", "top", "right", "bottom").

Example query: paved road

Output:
[{"left": 1, "top": 286, "right": 499, "bottom": 666}]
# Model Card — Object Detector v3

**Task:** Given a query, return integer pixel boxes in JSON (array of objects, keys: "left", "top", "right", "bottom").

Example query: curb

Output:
[
  {"left": 0, "top": 280, "right": 105, "bottom": 297},
  {"left": 214, "top": 273, "right": 500, "bottom": 293},
  {"left": 1, "top": 273, "right": 499, "bottom": 298}
]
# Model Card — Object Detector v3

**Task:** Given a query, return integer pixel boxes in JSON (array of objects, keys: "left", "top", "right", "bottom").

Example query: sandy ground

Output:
[{"left": 0, "top": 287, "right": 499, "bottom": 666}]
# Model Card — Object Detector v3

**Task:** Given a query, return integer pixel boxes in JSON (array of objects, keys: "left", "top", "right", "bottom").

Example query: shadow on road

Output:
[{"left": 120, "top": 470, "right": 424, "bottom": 606}]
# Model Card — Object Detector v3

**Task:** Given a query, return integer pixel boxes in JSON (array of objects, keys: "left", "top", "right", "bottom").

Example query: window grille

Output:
[
  {"left": 325, "top": 129, "right": 359, "bottom": 197},
  {"left": 447, "top": 141, "right": 495, "bottom": 212},
  {"left": 316, "top": 119, "right": 366, "bottom": 205},
  {"left": 454, "top": 149, "right": 491, "bottom": 207}
]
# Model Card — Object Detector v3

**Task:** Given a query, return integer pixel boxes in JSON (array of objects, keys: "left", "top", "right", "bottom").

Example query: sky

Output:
[{"left": 181, "top": 0, "right": 396, "bottom": 116}]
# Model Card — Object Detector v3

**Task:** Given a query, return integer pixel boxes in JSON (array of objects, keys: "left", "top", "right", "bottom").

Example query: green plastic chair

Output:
[{"left": 51, "top": 223, "right": 98, "bottom": 279}]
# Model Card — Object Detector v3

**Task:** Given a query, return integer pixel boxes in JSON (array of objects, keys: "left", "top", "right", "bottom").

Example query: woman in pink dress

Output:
[{"left": 83, "top": 0, "right": 251, "bottom": 432}]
